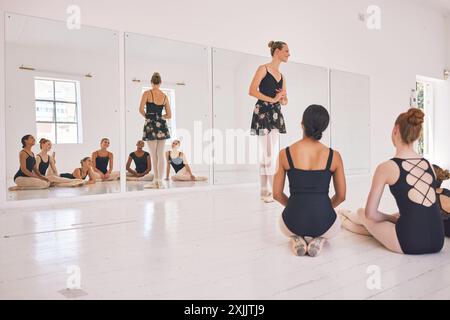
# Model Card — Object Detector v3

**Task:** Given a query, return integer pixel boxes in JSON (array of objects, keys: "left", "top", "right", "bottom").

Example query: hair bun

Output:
[
  {"left": 312, "top": 130, "right": 323, "bottom": 140},
  {"left": 406, "top": 108, "right": 424, "bottom": 126},
  {"left": 443, "top": 170, "right": 450, "bottom": 181},
  {"left": 268, "top": 41, "right": 274, "bottom": 48}
]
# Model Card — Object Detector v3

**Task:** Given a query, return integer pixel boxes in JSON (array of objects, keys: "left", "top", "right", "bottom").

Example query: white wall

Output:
[
  {"left": 1, "top": 0, "right": 449, "bottom": 208},
  {"left": 5, "top": 43, "right": 121, "bottom": 178}
]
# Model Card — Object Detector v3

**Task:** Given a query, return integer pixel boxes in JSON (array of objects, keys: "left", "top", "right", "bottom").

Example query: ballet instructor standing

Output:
[{"left": 249, "top": 41, "right": 289, "bottom": 203}]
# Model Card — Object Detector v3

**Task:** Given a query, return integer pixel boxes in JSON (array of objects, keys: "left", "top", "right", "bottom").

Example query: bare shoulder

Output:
[
  {"left": 374, "top": 160, "right": 400, "bottom": 184},
  {"left": 257, "top": 64, "right": 267, "bottom": 74}
]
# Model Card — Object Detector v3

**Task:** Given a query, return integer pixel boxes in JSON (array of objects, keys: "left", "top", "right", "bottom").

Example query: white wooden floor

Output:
[{"left": 0, "top": 186, "right": 449, "bottom": 300}]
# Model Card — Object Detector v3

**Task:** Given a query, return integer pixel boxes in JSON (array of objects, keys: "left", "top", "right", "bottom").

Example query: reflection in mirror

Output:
[
  {"left": 125, "top": 33, "right": 211, "bottom": 191},
  {"left": 212, "top": 47, "right": 329, "bottom": 193},
  {"left": 330, "top": 70, "right": 370, "bottom": 175},
  {"left": 5, "top": 14, "right": 121, "bottom": 201},
  {"left": 212, "top": 49, "right": 267, "bottom": 186}
]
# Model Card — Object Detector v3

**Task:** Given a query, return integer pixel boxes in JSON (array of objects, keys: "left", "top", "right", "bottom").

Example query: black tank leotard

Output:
[
  {"left": 281, "top": 147, "right": 337, "bottom": 238},
  {"left": 37, "top": 155, "right": 50, "bottom": 176},
  {"left": 130, "top": 151, "right": 150, "bottom": 174},
  {"left": 168, "top": 152, "right": 186, "bottom": 174},
  {"left": 95, "top": 152, "right": 110, "bottom": 174},
  {"left": 258, "top": 67, "right": 283, "bottom": 102},
  {"left": 389, "top": 158, "right": 444, "bottom": 254},
  {"left": 14, "top": 151, "right": 36, "bottom": 181},
  {"left": 60, "top": 168, "right": 88, "bottom": 180}
]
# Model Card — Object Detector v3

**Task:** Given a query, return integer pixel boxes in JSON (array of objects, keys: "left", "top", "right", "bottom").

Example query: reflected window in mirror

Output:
[
  {"left": 35, "top": 77, "right": 82, "bottom": 144},
  {"left": 142, "top": 86, "right": 176, "bottom": 145}
]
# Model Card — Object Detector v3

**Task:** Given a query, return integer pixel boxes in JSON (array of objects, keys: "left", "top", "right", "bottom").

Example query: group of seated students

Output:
[
  {"left": 274, "top": 105, "right": 449, "bottom": 257},
  {"left": 10, "top": 135, "right": 206, "bottom": 191}
]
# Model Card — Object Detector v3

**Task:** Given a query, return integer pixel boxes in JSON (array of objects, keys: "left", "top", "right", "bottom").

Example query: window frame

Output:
[{"left": 35, "top": 77, "right": 81, "bottom": 144}]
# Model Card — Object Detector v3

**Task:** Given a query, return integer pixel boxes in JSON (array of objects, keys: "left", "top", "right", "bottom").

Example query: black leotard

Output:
[
  {"left": 37, "top": 155, "right": 50, "bottom": 176},
  {"left": 146, "top": 91, "right": 166, "bottom": 117},
  {"left": 281, "top": 147, "right": 337, "bottom": 238},
  {"left": 168, "top": 151, "right": 186, "bottom": 174},
  {"left": 14, "top": 151, "right": 36, "bottom": 181},
  {"left": 130, "top": 151, "right": 150, "bottom": 174},
  {"left": 95, "top": 152, "right": 110, "bottom": 174},
  {"left": 60, "top": 168, "right": 88, "bottom": 180},
  {"left": 258, "top": 66, "right": 283, "bottom": 101},
  {"left": 389, "top": 158, "right": 444, "bottom": 254}
]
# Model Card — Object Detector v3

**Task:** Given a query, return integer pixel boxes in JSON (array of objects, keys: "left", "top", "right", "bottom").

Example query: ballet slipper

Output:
[
  {"left": 8, "top": 186, "right": 21, "bottom": 192},
  {"left": 307, "top": 237, "right": 326, "bottom": 257},
  {"left": 290, "top": 236, "right": 308, "bottom": 256},
  {"left": 144, "top": 181, "right": 158, "bottom": 189}
]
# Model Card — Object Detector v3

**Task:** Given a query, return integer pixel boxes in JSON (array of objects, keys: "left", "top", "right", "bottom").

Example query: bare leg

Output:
[{"left": 357, "top": 208, "right": 403, "bottom": 254}]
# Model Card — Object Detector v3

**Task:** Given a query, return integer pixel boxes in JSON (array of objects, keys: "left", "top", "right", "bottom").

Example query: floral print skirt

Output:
[
  {"left": 250, "top": 101, "right": 287, "bottom": 136},
  {"left": 143, "top": 113, "right": 171, "bottom": 141}
]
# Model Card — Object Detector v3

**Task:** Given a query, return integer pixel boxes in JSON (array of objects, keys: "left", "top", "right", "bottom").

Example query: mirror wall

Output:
[
  {"left": 125, "top": 33, "right": 211, "bottom": 191},
  {"left": 3, "top": 13, "right": 371, "bottom": 202},
  {"left": 212, "top": 48, "right": 330, "bottom": 185},
  {"left": 330, "top": 70, "right": 371, "bottom": 174},
  {"left": 5, "top": 14, "right": 121, "bottom": 201}
]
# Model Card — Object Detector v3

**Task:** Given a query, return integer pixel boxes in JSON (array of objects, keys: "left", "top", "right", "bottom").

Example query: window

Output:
[
  {"left": 35, "top": 78, "right": 81, "bottom": 144},
  {"left": 415, "top": 80, "right": 434, "bottom": 157},
  {"left": 142, "top": 87, "right": 176, "bottom": 144}
]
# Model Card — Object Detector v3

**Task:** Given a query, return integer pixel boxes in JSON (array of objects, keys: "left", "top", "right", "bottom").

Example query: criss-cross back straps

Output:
[
  {"left": 285, "top": 147, "right": 294, "bottom": 170},
  {"left": 403, "top": 159, "right": 435, "bottom": 206}
]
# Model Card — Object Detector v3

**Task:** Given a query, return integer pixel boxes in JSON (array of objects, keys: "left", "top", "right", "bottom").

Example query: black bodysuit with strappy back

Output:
[
  {"left": 389, "top": 158, "right": 444, "bottom": 254},
  {"left": 437, "top": 188, "right": 450, "bottom": 237},
  {"left": 281, "top": 147, "right": 337, "bottom": 238}
]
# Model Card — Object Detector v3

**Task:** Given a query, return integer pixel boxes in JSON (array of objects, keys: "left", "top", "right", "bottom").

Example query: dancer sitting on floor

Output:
[
  {"left": 10, "top": 135, "right": 50, "bottom": 191},
  {"left": 60, "top": 157, "right": 96, "bottom": 185},
  {"left": 433, "top": 165, "right": 450, "bottom": 237},
  {"left": 91, "top": 138, "right": 120, "bottom": 182},
  {"left": 273, "top": 105, "right": 346, "bottom": 257},
  {"left": 165, "top": 140, "right": 208, "bottom": 182},
  {"left": 36, "top": 138, "right": 84, "bottom": 187},
  {"left": 126, "top": 140, "right": 154, "bottom": 181},
  {"left": 340, "top": 108, "right": 444, "bottom": 255}
]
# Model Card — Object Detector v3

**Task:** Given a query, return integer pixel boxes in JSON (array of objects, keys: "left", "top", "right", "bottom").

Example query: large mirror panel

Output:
[
  {"left": 330, "top": 70, "right": 371, "bottom": 175},
  {"left": 212, "top": 48, "right": 266, "bottom": 185},
  {"left": 125, "top": 33, "right": 211, "bottom": 191},
  {"left": 5, "top": 14, "right": 121, "bottom": 201},
  {"left": 279, "top": 63, "right": 329, "bottom": 148},
  {"left": 212, "top": 48, "right": 330, "bottom": 186}
]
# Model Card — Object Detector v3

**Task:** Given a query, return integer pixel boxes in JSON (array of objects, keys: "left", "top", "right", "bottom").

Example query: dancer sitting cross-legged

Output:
[{"left": 340, "top": 108, "right": 444, "bottom": 255}]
